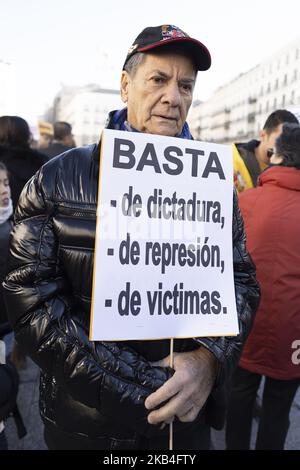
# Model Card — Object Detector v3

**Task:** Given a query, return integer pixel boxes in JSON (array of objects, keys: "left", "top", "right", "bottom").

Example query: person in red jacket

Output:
[{"left": 226, "top": 123, "right": 300, "bottom": 450}]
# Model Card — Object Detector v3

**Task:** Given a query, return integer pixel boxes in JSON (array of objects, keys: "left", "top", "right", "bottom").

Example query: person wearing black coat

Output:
[
  {"left": 0, "top": 161, "right": 26, "bottom": 448},
  {"left": 0, "top": 116, "right": 48, "bottom": 209},
  {"left": 0, "top": 161, "right": 13, "bottom": 449},
  {"left": 0, "top": 116, "right": 47, "bottom": 372},
  {"left": 42, "top": 121, "right": 75, "bottom": 159},
  {"left": 0, "top": 161, "right": 13, "bottom": 333},
  {"left": 3, "top": 25, "right": 260, "bottom": 450}
]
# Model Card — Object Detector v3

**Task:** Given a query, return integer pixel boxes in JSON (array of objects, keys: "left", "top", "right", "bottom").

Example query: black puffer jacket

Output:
[{"left": 3, "top": 113, "right": 260, "bottom": 448}]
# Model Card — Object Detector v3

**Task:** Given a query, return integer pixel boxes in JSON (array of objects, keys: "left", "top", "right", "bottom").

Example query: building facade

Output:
[
  {"left": 52, "top": 85, "right": 123, "bottom": 146},
  {"left": 189, "top": 37, "right": 300, "bottom": 143}
]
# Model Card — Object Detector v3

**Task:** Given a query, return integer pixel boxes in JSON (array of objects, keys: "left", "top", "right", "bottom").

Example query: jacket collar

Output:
[
  {"left": 92, "top": 111, "right": 117, "bottom": 161},
  {"left": 258, "top": 165, "right": 300, "bottom": 191},
  {"left": 92, "top": 110, "right": 116, "bottom": 162}
]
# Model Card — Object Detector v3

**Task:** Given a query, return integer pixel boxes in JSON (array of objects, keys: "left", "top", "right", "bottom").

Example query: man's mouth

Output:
[{"left": 154, "top": 115, "right": 178, "bottom": 121}]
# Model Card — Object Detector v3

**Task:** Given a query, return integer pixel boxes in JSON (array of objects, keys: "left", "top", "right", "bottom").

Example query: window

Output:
[
  {"left": 291, "top": 90, "right": 295, "bottom": 104},
  {"left": 282, "top": 94, "right": 286, "bottom": 106},
  {"left": 293, "top": 69, "right": 298, "bottom": 81}
]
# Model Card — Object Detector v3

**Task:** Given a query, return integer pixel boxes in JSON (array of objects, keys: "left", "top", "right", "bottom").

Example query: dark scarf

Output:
[{"left": 112, "top": 108, "right": 193, "bottom": 140}]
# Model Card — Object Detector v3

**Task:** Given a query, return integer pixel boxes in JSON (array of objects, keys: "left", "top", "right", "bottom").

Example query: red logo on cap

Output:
[{"left": 161, "top": 25, "right": 188, "bottom": 41}]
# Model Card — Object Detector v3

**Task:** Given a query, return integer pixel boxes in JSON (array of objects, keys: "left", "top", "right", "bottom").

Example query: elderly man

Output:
[{"left": 3, "top": 25, "right": 260, "bottom": 450}]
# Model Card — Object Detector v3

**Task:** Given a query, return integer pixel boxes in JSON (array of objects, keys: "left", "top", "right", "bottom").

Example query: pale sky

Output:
[{"left": 1, "top": 0, "right": 300, "bottom": 121}]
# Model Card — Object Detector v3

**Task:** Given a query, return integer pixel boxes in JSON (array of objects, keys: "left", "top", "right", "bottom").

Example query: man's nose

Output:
[{"left": 162, "top": 82, "right": 181, "bottom": 106}]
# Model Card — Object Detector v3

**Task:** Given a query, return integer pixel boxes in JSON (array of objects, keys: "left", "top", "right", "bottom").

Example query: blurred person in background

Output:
[
  {"left": 0, "top": 116, "right": 48, "bottom": 209},
  {"left": 43, "top": 121, "right": 76, "bottom": 159},
  {"left": 0, "top": 162, "right": 26, "bottom": 448},
  {"left": 0, "top": 116, "right": 48, "bottom": 370},
  {"left": 37, "top": 121, "right": 53, "bottom": 151},
  {"left": 232, "top": 109, "right": 299, "bottom": 193},
  {"left": 0, "top": 162, "right": 13, "bottom": 341},
  {"left": 226, "top": 123, "right": 300, "bottom": 450}
]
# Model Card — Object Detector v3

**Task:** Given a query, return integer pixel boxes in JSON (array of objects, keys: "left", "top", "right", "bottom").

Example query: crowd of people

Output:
[
  {"left": 0, "top": 116, "right": 75, "bottom": 449},
  {"left": 0, "top": 23, "right": 299, "bottom": 451}
]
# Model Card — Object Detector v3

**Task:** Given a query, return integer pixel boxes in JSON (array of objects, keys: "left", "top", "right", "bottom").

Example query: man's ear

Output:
[
  {"left": 259, "top": 129, "right": 267, "bottom": 142},
  {"left": 120, "top": 71, "right": 130, "bottom": 103}
]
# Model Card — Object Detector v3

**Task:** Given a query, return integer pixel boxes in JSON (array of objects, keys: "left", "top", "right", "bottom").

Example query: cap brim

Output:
[{"left": 137, "top": 37, "right": 211, "bottom": 71}]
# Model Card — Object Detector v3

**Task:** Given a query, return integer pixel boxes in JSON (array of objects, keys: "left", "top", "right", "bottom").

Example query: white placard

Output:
[{"left": 89, "top": 129, "right": 238, "bottom": 340}]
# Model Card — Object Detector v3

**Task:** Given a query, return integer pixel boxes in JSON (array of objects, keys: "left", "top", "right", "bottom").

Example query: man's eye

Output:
[
  {"left": 181, "top": 83, "right": 192, "bottom": 92},
  {"left": 152, "top": 76, "right": 165, "bottom": 84}
]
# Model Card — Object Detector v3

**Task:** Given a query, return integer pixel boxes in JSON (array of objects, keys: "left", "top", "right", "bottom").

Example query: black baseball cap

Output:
[{"left": 123, "top": 24, "right": 211, "bottom": 71}]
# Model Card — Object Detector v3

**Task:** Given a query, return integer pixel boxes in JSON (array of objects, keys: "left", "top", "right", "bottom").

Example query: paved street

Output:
[
  {"left": 5, "top": 358, "right": 300, "bottom": 450},
  {"left": 6, "top": 358, "right": 46, "bottom": 450}
]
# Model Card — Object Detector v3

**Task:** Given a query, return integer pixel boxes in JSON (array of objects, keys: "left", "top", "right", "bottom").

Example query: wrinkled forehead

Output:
[{"left": 138, "top": 50, "right": 197, "bottom": 78}]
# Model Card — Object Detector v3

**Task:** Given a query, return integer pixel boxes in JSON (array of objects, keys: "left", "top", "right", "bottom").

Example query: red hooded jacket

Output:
[{"left": 238, "top": 166, "right": 300, "bottom": 380}]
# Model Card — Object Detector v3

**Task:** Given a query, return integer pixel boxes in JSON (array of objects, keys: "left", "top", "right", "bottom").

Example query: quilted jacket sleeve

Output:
[
  {"left": 194, "top": 190, "right": 260, "bottom": 389},
  {"left": 3, "top": 170, "right": 172, "bottom": 437}
]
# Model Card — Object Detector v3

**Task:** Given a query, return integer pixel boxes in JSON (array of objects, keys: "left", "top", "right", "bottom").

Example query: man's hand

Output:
[{"left": 145, "top": 347, "right": 218, "bottom": 425}]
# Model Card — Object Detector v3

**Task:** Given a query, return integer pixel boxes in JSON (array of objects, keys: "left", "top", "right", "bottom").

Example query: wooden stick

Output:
[{"left": 169, "top": 338, "right": 174, "bottom": 451}]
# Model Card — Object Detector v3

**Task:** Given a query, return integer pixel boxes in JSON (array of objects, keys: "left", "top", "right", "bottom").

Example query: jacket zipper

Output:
[{"left": 57, "top": 205, "right": 96, "bottom": 219}]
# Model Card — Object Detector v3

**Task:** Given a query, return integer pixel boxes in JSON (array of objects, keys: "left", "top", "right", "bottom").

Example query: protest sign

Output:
[{"left": 89, "top": 129, "right": 238, "bottom": 340}]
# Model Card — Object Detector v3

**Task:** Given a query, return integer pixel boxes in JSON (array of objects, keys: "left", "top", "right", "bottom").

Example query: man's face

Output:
[
  {"left": 64, "top": 133, "right": 76, "bottom": 147},
  {"left": 260, "top": 124, "right": 283, "bottom": 164},
  {"left": 121, "top": 51, "right": 196, "bottom": 136},
  {"left": 0, "top": 170, "right": 10, "bottom": 208},
  {"left": 39, "top": 133, "right": 52, "bottom": 149}
]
